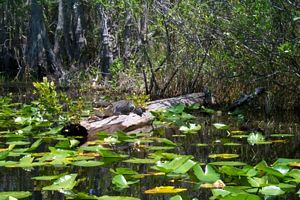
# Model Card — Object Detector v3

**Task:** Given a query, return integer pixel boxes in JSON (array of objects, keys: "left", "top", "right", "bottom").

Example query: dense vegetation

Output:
[
  {"left": 0, "top": 79, "right": 299, "bottom": 199},
  {"left": 0, "top": 1, "right": 300, "bottom": 199},
  {"left": 0, "top": 0, "right": 299, "bottom": 108}
]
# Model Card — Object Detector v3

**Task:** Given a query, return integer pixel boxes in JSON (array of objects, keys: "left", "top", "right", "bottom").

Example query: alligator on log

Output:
[
  {"left": 228, "top": 87, "right": 266, "bottom": 111},
  {"left": 80, "top": 92, "right": 215, "bottom": 141}
]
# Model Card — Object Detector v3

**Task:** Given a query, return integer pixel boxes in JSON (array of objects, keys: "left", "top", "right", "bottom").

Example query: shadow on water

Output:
[{"left": 0, "top": 85, "right": 300, "bottom": 199}]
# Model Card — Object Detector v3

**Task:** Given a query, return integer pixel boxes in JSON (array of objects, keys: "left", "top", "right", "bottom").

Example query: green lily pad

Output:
[
  {"left": 123, "top": 158, "right": 158, "bottom": 164},
  {"left": 179, "top": 124, "right": 201, "bottom": 134},
  {"left": 112, "top": 175, "right": 139, "bottom": 189},
  {"left": 209, "top": 153, "right": 239, "bottom": 159},
  {"left": 98, "top": 196, "right": 140, "bottom": 200},
  {"left": 270, "top": 134, "right": 294, "bottom": 137},
  {"left": 193, "top": 164, "right": 220, "bottom": 183},
  {"left": 0, "top": 191, "right": 31, "bottom": 199},
  {"left": 209, "top": 161, "right": 247, "bottom": 166},
  {"left": 32, "top": 173, "right": 67, "bottom": 181},
  {"left": 42, "top": 174, "right": 78, "bottom": 190},
  {"left": 71, "top": 160, "right": 104, "bottom": 167},
  {"left": 213, "top": 123, "right": 229, "bottom": 130},
  {"left": 247, "top": 132, "right": 265, "bottom": 145}
]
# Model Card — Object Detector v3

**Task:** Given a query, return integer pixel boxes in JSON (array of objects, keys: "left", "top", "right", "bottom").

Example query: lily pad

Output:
[
  {"left": 179, "top": 124, "right": 201, "bottom": 134},
  {"left": 213, "top": 123, "right": 229, "bottom": 130},
  {"left": 42, "top": 174, "right": 77, "bottom": 190},
  {"left": 0, "top": 191, "right": 31, "bottom": 199},
  {"left": 209, "top": 153, "right": 239, "bottom": 159},
  {"left": 112, "top": 175, "right": 139, "bottom": 189},
  {"left": 193, "top": 164, "right": 220, "bottom": 183},
  {"left": 209, "top": 161, "right": 247, "bottom": 166},
  {"left": 71, "top": 160, "right": 104, "bottom": 167},
  {"left": 144, "top": 186, "right": 187, "bottom": 194}
]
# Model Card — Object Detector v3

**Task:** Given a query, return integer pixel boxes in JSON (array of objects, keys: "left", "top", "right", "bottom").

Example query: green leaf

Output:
[
  {"left": 173, "top": 159, "right": 197, "bottom": 174},
  {"left": 209, "top": 161, "right": 247, "bottom": 166},
  {"left": 42, "top": 174, "right": 78, "bottom": 190},
  {"left": 32, "top": 173, "right": 67, "bottom": 181},
  {"left": 255, "top": 161, "right": 284, "bottom": 178},
  {"left": 153, "top": 156, "right": 194, "bottom": 173},
  {"left": 170, "top": 195, "right": 183, "bottom": 200},
  {"left": 0, "top": 191, "right": 31, "bottom": 200},
  {"left": 110, "top": 168, "right": 139, "bottom": 175},
  {"left": 168, "top": 104, "right": 185, "bottom": 113},
  {"left": 71, "top": 160, "right": 104, "bottom": 167},
  {"left": 247, "top": 132, "right": 265, "bottom": 145},
  {"left": 260, "top": 185, "right": 285, "bottom": 196},
  {"left": 0, "top": 150, "right": 9, "bottom": 160},
  {"left": 209, "top": 153, "right": 239, "bottom": 159},
  {"left": 193, "top": 164, "right": 220, "bottom": 183},
  {"left": 123, "top": 158, "right": 158, "bottom": 164},
  {"left": 179, "top": 124, "right": 201, "bottom": 134},
  {"left": 112, "top": 175, "right": 139, "bottom": 189},
  {"left": 213, "top": 123, "right": 229, "bottom": 130},
  {"left": 98, "top": 196, "right": 140, "bottom": 200},
  {"left": 222, "top": 193, "right": 260, "bottom": 200}
]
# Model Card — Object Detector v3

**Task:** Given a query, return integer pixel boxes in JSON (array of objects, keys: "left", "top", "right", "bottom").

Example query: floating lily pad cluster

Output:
[{"left": 0, "top": 92, "right": 299, "bottom": 200}]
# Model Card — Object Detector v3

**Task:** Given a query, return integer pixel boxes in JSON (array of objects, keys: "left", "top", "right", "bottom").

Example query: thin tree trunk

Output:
[
  {"left": 97, "top": 4, "right": 113, "bottom": 79},
  {"left": 74, "top": 0, "right": 86, "bottom": 63},
  {"left": 53, "top": 0, "right": 64, "bottom": 56},
  {"left": 123, "top": 0, "right": 132, "bottom": 68}
]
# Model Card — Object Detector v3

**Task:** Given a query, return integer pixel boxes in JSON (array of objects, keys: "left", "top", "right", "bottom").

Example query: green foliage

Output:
[{"left": 126, "top": 94, "right": 149, "bottom": 108}]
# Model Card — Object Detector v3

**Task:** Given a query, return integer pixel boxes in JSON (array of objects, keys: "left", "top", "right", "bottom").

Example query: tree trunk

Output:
[
  {"left": 73, "top": 0, "right": 86, "bottom": 63},
  {"left": 123, "top": 0, "right": 132, "bottom": 68},
  {"left": 26, "top": 0, "right": 62, "bottom": 78},
  {"left": 97, "top": 4, "right": 113, "bottom": 79},
  {"left": 53, "top": 0, "right": 64, "bottom": 56}
]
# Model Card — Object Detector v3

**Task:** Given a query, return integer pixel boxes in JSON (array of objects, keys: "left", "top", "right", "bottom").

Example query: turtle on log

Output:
[{"left": 94, "top": 100, "right": 144, "bottom": 118}]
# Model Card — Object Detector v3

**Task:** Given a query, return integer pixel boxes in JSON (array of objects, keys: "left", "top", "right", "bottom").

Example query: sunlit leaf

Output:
[
  {"left": 209, "top": 153, "right": 239, "bottom": 159},
  {"left": 144, "top": 186, "right": 187, "bottom": 194},
  {"left": 194, "top": 143, "right": 209, "bottom": 147},
  {"left": 270, "top": 134, "right": 294, "bottom": 137},
  {"left": 153, "top": 156, "right": 194, "bottom": 173},
  {"left": 179, "top": 124, "right": 201, "bottom": 134},
  {"left": 289, "top": 162, "right": 300, "bottom": 168},
  {"left": 148, "top": 146, "right": 175, "bottom": 151},
  {"left": 112, "top": 175, "right": 139, "bottom": 189},
  {"left": 213, "top": 123, "right": 229, "bottom": 130},
  {"left": 223, "top": 142, "right": 241, "bottom": 146},
  {"left": 42, "top": 174, "right": 77, "bottom": 190},
  {"left": 32, "top": 173, "right": 67, "bottom": 181},
  {"left": 0, "top": 191, "right": 31, "bottom": 199},
  {"left": 193, "top": 164, "right": 220, "bottom": 183},
  {"left": 260, "top": 186, "right": 285, "bottom": 196},
  {"left": 247, "top": 132, "right": 265, "bottom": 145}
]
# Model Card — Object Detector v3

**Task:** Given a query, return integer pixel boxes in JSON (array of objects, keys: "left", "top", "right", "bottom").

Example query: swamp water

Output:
[
  {"left": 0, "top": 83, "right": 300, "bottom": 200},
  {"left": 0, "top": 108, "right": 300, "bottom": 199}
]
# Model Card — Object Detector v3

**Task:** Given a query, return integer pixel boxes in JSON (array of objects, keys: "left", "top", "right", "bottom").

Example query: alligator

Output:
[
  {"left": 228, "top": 87, "right": 266, "bottom": 111},
  {"left": 94, "top": 100, "right": 144, "bottom": 118}
]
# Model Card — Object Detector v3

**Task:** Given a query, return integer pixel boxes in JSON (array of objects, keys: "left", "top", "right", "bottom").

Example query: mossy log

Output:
[{"left": 81, "top": 92, "right": 211, "bottom": 141}]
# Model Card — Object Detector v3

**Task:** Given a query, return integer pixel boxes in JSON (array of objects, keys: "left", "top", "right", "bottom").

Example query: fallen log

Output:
[{"left": 81, "top": 92, "right": 211, "bottom": 141}]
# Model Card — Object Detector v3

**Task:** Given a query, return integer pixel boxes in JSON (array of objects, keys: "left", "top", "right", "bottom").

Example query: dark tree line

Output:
[{"left": 0, "top": 0, "right": 299, "bottom": 108}]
